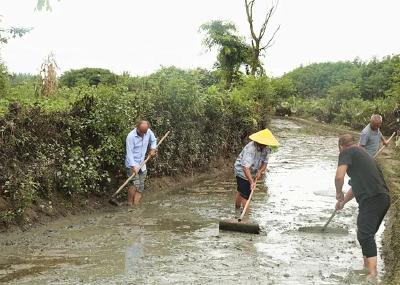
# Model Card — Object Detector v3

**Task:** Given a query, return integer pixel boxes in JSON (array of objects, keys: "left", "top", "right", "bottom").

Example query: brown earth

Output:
[
  {"left": 379, "top": 148, "right": 400, "bottom": 285},
  {"left": 0, "top": 158, "right": 233, "bottom": 234}
]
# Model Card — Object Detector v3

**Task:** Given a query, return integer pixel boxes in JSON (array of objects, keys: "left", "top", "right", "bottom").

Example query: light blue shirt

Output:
[
  {"left": 234, "top": 141, "right": 270, "bottom": 180},
  {"left": 125, "top": 128, "right": 157, "bottom": 171},
  {"left": 359, "top": 124, "right": 382, "bottom": 157}
]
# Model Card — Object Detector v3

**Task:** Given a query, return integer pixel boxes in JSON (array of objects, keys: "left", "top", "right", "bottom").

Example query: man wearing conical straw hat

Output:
[{"left": 233, "top": 129, "right": 279, "bottom": 213}]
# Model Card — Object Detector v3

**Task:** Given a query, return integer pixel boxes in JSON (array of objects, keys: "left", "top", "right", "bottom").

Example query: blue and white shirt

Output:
[
  {"left": 234, "top": 141, "right": 271, "bottom": 180},
  {"left": 125, "top": 128, "right": 157, "bottom": 171}
]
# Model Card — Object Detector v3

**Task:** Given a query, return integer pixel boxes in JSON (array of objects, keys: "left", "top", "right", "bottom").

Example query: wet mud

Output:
[
  {"left": 0, "top": 118, "right": 386, "bottom": 284},
  {"left": 297, "top": 226, "right": 349, "bottom": 235}
]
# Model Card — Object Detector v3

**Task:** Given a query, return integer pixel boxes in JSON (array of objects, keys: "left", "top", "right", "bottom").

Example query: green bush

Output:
[
  {"left": 0, "top": 63, "right": 10, "bottom": 98},
  {"left": 59, "top": 68, "right": 118, "bottom": 88},
  {"left": 279, "top": 56, "right": 400, "bottom": 135},
  {"left": 0, "top": 67, "right": 267, "bottom": 225},
  {"left": 59, "top": 146, "right": 109, "bottom": 196}
]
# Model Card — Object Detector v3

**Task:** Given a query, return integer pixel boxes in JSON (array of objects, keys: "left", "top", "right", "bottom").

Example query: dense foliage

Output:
[
  {"left": 200, "top": 21, "right": 250, "bottom": 89},
  {"left": 59, "top": 68, "right": 118, "bottom": 88},
  {"left": 0, "top": 67, "right": 277, "bottom": 225},
  {"left": 277, "top": 55, "right": 400, "bottom": 133},
  {"left": 2, "top": 50, "right": 400, "bottom": 227},
  {"left": 0, "top": 63, "right": 9, "bottom": 98}
]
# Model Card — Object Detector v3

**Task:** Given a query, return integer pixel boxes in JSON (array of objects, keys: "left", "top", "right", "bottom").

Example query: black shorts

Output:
[{"left": 236, "top": 176, "right": 251, "bottom": 199}]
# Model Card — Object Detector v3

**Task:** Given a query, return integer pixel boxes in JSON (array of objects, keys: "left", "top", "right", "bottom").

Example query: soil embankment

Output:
[
  {"left": 379, "top": 149, "right": 400, "bottom": 284},
  {"left": 0, "top": 159, "right": 232, "bottom": 234}
]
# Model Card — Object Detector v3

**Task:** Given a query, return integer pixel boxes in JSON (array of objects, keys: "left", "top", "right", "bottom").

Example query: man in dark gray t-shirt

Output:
[{"left": 334, "top": 134, "right": 390, "bottom": 281}]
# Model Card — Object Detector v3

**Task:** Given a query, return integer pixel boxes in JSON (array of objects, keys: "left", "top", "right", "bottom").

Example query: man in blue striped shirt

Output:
[{"left": 125, "top": 121, "right": 157, "bottom": 206}]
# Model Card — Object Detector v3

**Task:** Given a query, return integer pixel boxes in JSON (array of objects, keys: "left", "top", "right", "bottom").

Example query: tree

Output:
[
  {"left": 271, "top": 77, "right": 295, "bottom": 99},
  {"left": 0, "top": 16, "right": 31, "bottom": 45},
  {"left": 244, "top": 0, "right": 280, "bottom": 76},
  {"left": 36, "top": 0, "right": 53, "bottom": 11},
  {"left": 0, "top": 16, "right": 31, "bottom": 98},
  {"left": 0, "top": 63, "right": 9, "bottom": 97},
  {"left": 59, "top": 68, "right": 118, "bottom": 88},
  {"left": 200, "top": 20, "right": 250, "bottom": 89},
  {"left": 284, "top": 61, "right": 362, "bottom": 98},
  {"left": 359, "top": 55, "right": 400, "bottom": 100}
]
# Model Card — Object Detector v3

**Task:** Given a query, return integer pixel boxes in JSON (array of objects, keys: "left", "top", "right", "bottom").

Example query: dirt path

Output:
[{"left": 0, "top": 118, "right": 386, "bottom": 284}]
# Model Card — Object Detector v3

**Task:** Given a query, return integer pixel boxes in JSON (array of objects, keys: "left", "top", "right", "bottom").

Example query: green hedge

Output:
[
  {"left": 0, "top": 68, "right": 276, "bottom": 225},
  {"left": 285, "top": 92, "right": 400, "bottom": 133}
]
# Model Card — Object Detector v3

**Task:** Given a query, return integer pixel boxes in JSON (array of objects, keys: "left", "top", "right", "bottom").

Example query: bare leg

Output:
[
  {"left": 363, "top": 256, "right": 368, "bottom": 268},
  {"left": 235, "top": 193, "right": 248, "bottom": 209},
  {"left": 235, "top": 193, "right": 242, "bottom": 209},
  {"left": 133, "top": 191, "right": 142, "bottom": 205},
  {"left": 243, "top": 199, "right": 250, "bottom": 215},
  {"left": 366, "top": 256, "right": 378, "bottom": 278},
  {"left": 127, "top": 186, "right": 136, "bottom": 206}
]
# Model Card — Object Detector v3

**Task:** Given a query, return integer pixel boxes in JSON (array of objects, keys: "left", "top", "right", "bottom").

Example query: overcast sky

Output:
[{"left": 1, "top": 0, "right": 400, "bottom": 77}]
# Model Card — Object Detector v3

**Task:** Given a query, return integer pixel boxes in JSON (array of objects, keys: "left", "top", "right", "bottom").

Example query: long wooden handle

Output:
[
  {"left": 238, "top": 178, "right": 258, "bottom": 222},
  {"left": 322, "top": 209, "right": 337, "bottom": 231},
  {"left": 112, "top": 130, "right": 170, "bottom": 197},
  {"left": 374, "top": 132, "right": 396, "bottom": 158},
  {"left": 374, "top": 132, "right": 398, "bottom": 208}
]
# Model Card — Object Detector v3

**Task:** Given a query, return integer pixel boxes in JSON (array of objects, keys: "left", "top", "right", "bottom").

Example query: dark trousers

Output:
[{"left": 357, "top": 194, "right": 390, "bottom": 258}]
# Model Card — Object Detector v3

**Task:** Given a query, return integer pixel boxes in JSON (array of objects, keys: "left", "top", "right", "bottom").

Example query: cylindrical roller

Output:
[{"left": 219, "top": 219, "right": 260, "bottom": 234}]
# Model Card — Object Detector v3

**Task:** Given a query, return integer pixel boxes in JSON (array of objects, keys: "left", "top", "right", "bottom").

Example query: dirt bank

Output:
[
  {"left": 287, "top": 117, "right": 359, "bottom": 136},
  {"left": 0, "top": 158, "right": 233, "bottom": 234},
  {"left": 379, "top": 149, "right": 400, "bottom": 285}
]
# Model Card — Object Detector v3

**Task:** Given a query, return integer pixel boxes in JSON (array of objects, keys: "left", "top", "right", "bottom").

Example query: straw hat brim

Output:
[{"left": 249, "top": 129, "right": 280, "bottom": 147}]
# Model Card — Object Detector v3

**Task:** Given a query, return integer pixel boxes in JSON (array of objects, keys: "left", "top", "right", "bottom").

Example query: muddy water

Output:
[{"left": 0, "top": 118, "right": 386, "bottom": 284}]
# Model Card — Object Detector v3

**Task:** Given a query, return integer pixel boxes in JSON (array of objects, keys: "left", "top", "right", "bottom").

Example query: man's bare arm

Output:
[
  {"left": 381, "top": 135, "right": 388, "bottom": 146},
  {"left": 336, "top": 188, "right": 354, "bottom": 210},
  {"left": 256, "top": 162, "right": 267, "bottom": 181},
  {"left": 335, "top": 165, "right": 348, "bottom": 201}
]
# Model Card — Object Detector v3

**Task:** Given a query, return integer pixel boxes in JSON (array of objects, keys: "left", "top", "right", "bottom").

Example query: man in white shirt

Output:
[{"left": 125, "top": 121, "right": 157, "bottom": 206}]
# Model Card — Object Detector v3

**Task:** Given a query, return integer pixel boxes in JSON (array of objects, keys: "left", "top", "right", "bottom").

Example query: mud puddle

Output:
[{"left": 0, "top": 118, "right": 386, "bottom": 284}]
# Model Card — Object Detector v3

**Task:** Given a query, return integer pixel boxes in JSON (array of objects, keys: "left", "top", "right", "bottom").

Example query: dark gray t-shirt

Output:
[{"left": 338, "top": 146, "right": 388, "bottom": 203}]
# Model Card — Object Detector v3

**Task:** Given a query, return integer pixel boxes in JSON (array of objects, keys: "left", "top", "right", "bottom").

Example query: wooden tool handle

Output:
[
  {"left": 374, "top": 132, "right": 396, "bottom": 158},
  {"left": 112, "top": 130, "right": 170, "bottom": 197},
  {"left": 322, "top": 209, "right": 337, "bottom": 231},
  {"left": 238, "top": 178, "right": 258, "bottom": 222}
]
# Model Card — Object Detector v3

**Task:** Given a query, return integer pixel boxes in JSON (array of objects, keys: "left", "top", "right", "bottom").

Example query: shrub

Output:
[
  {"left": 0, "top": 63, "right": 9, "bottom": 98},
  {"left": 59, "top": 68, "right": 118, "bottom": 88},
  {"left": 0, "top": 67, "right": 268, "bottom": 224}
]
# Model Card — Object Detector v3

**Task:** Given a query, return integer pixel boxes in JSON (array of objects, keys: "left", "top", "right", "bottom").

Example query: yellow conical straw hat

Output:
[{"left": 249, "top": 128, "right": 280, "bottom": 147}]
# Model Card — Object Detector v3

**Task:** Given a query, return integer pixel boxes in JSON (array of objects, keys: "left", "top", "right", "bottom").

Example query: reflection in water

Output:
[{"left": 125, "top": 235, "right": 144, "bottom": 278}]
